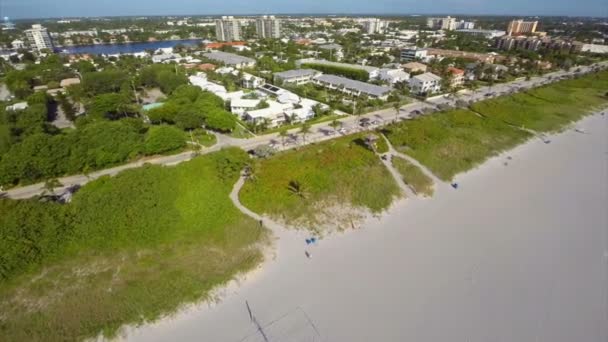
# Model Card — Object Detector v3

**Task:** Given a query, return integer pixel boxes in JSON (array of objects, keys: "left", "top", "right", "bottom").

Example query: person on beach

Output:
[{"left": 305, "top": 251, "right": 311, "bottom": 258}]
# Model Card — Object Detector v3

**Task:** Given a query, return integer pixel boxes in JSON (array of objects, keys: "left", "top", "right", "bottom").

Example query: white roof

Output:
[
  {"left": 231, "top": 98, "right": 260, "bottom": 108},
  {"left": 6, "top": 102, "right": 28, "bottom": 111},
  {"left": 412, "top": 72, "right": 441, "bottom": 83},
  {"left": 246, "top": 101, "right": 291, "bottom": 119}
]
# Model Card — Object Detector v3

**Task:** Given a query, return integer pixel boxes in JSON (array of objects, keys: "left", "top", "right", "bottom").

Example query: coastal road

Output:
[{"left": 3, "top": 62, "right": 606, "bottom": 199}]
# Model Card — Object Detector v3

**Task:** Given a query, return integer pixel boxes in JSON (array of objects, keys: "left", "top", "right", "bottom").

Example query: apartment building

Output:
[
  {"left": 427, "top": 16, "right": 473, "bottom": 31},
  {"left": 361, "top": 18, "right": 388, "bottom": 34},
  {"left": 274, "top": 69, "right": 320, "bottom": 85},
  {"left": 507, "top": 19, "right": 538, "bottom": 36},
  {"left": 408, "top": 72, "right": 442, "bottom": 95},
  {"left": 215, "top": 16, "right": 241, "bottom": 42},
  {"left": 447, "top": 67, "right": 465, "bottom": 88},
  {"left": 312, "top": 74, "right": 391, "bottom": 100},
  {"left": 24, "top": 24, "right": 54, "bottom": 51},
  {"left": 256, "top": 16, "right": 281, "bottom": 39},
  {"left": 400, "top": 48, "right": 428, "bottom": 62}
]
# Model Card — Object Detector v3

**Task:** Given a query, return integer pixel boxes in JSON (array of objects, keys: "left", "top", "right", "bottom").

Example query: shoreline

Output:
[{"left": 120, "top": 110, "right": 607, "bottom": 341}]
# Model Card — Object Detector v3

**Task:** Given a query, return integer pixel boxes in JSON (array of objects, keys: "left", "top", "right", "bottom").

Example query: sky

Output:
[{"left": 0, "top": 0, "right": 606, "bottom": 19}]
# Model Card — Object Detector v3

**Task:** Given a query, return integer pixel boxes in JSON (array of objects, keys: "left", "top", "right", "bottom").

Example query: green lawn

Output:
[
  {"left": 0, "top": 148, "right": 268, "bottom": 342},
  {"left": 229, "top": 123, "right": 255, "bottom": 139},
  {"left": 190, "top": 128, "right": 217, "bottom": 147},
  {"left": 384, "top": 71, "right": 608, "bottom": 181},
  {"left": 391, "top": 156, "right": 434, "bottom": 197},
  {"left": 239, "top": 134, "right": 402, "bottom": 231}
]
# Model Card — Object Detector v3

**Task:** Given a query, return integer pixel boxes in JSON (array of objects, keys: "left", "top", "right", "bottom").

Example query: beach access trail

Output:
[{"left": 123, "top": 112, "right": 607, "bottom": 342}]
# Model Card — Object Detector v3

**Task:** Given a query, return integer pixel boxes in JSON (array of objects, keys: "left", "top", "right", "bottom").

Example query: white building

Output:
[
  {"left": 295, "top": 58, "right": 380, "bottom": 80},
  {"left": 244, "top": 100, "right": 293, "bottom": 128},
  {"left": 361, "top": 18, "right": 387, "bottom": 34},
  {"left": 230, "top": 98, "right": 261, "bottom": 116},
  {"left": 409, "top": 72, "right": 442, "bottom": 95},
  {"left": 11, "top": 39, "right": 25, "bottom": 49},
  {"left": 242, "top": 73, "right": 265, "bottom": 89},
  {"left": 400, "top": 48, "right": 427, "bottom": 62},
  {"left": 456, "top": 29, "right": 506, "bottom": 39},
  {"left": 24, "top": 24, "right": 54, "bottom": 52},
  {"left": 203, "top": 51, "right": 256, "bottom": 69},
  {"left": 215, "top": 16, "right": 241, "bottom": 42},
  {"left": 581, "top": 44, "right": 608, "bottom": 54},
  {"left": 256, "top": 16, "right": 281, "bottom": 39},
  {"left": 378, "top": 68, "right": 411, "bottom": 85},
  {"left": 273, "top": 69, "right": 320, "bottom": 85},
  {"left": 427, "top": 16, "right": 471, "bottom": 31}
]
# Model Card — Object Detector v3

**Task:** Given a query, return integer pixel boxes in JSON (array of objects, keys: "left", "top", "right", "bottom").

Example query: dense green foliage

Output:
[
  {"left": 81, "top": 69, "right": 130, "bottom": 96},
  {"left": 0, "top": 148, "right": 266, "bottom": 341},
  {"left": 301, "top": 63, "right": 369, "bottom": 81},
  {"left": 146, "top": 85, "right": 236, "bottom": 132},
  {"left": 391, "top": 156, "right": 434, "bottom": 197},
  {"left": 144, "top": 125, "right": 187, "bottom": 155},
  {"left": 4, "top": 55, "right": 75, "bottom": 99},
  {"left": 240, "top": 134, "right": 401, "bottom": 229},
  {"left": 138, "top": 64, "right": 189, "bottom": 95}
]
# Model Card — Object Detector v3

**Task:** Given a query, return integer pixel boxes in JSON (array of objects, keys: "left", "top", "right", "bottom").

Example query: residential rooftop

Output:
[
  {"left": 297, "top": 58, "right": 379, "bottom": 73},
  {"left": 315, "top": 74, "right": 391, "bottom": 97},
  {"left": 203, "top": 51, "right": 255, "bottom": 65},
  {"left": 412, "top": 72, "right": 442, "bottom": 82},
  {"left": 274, "top": 69, "right": 319, "bottom": 79}
]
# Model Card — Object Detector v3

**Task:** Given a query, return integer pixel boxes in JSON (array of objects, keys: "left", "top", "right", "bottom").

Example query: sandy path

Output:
[{"left": 122, "top": 112, "right": 608, "bottom": 342}]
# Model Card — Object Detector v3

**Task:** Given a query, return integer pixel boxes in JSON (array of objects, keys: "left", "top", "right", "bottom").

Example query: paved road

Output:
[{"left": 4, "top": 62, "right": 606, "bottom": 200}]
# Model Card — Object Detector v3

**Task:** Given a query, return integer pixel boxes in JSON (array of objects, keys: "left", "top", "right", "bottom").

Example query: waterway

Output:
[{"left": 58, "top": 39, "right": 204, "bottom": 55}]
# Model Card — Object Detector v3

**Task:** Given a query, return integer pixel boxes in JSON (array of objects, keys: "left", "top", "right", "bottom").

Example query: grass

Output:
[
  {"left": 470, "top": 71, "right": 608, "bottom": 132},
  {"left": 190, "top": 128, "right": 217, "bottom": 147},
  {"left": 0, "top": 148, "right": 268, "bottom": 342},
  {"left": 229, "top": 122, "right": 255, "bottom": 139},
  {"left": 383, "top": 109, "right": 531, "bottom": 181},
  {"left": 239, "top": 134, "right": 402, "bottom": 231},
  {"left": 391, "top": 156, "right": 434, "bottom": 197},
  {"left": 384, "top": 71, "right": 608, "bottom": 181}
]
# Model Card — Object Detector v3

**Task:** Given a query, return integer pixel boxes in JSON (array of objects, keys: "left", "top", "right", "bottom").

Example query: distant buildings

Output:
[
  {"left": 426, "top": 48, "right": 502, "bottom": 64},
  {"left": 408, "top": 72, "right": 442, "bottom": 95},
  {"left": 361, "top": 18, "right": 388, "bottom": 34},
  {"left": 581, "top": 44, "right": 608, "bottom": 54},
  {"left": 274, "top": 69, "right": 320, "bottom": 85},
  {"left": 256, "top": 16, "right": 281, "bottom": 39},
  {"left": 312, "top": 74, "right": 391, "bottom": 100},
  {"left": 400, "top": 48, "right": 427, "bottom": 62},
  {"left": 204, "top": 51, "right": 256, "bottom": 69},
  {"left": 318, "top": 44, "right": 344, "bottom": 60},
  {"left": 11, "top": 39, "right": 25, "bottom": 49},
  {"left": 378, "top": 68, "right": 410, "bottom": 85},
  {"left": 495, "top": 35, "right": 584, "bottom": 54},
  {"left": 507, "top": 19, "right": 538, "bottom": 36},
  {"left": 25, "top": 24, "right": 54, "bottom": 52},
  {"left": 427, "top": 16, "right": 474, "bottom": 31},
  {"left": 215, "top": 16, "right": 241, "bottom": 42},
  {"left": 455, "top": 29, "right": 506, "bottom": 39}
]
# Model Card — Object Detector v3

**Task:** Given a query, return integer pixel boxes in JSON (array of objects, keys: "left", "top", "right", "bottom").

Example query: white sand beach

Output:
[{"left": 121, "top": 112, "right": 608, "bottom": 342}]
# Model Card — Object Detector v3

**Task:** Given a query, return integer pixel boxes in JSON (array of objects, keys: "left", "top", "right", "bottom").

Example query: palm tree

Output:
[
  {"left": 287, "top": 180, "right": 308, "bottom": 199},
  {"left": 299, "top": 122, "right": 311, "bottom": 145},
  {"left": 392, "top": 101, "right": 402, "bottom": 121},
  {"left": 278, "top": 128, "right": 289, "bottom": 148},
  {"left": 329, "top": 119, "right": 341, "bottom": 132}
]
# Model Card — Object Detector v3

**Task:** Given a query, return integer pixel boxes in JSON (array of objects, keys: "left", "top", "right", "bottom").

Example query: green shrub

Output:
[{"left": 144, "top": 125, "right": 186, "bottom": 155}]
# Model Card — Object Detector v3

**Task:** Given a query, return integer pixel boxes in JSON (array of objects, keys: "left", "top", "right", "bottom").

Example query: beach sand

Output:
[{"left": 121, "top": 113, "right": 608, "bottom": 342}]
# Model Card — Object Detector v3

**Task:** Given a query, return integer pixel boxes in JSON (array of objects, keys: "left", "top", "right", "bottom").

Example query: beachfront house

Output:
[
  {"left": 409, "top": 72, "right": 442, "bottom": 95},
  {"left": 243, "top": 100, "right": 293, "bottom": 128},
  {"left": 203, "top": 51, "right": 256, "bottom": 69}
]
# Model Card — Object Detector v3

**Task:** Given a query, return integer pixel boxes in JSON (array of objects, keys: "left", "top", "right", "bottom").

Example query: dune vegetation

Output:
[
  {"left": 391, "top": 156, "right": 435, "bottom": 197},
  {"left": 0, "top": 148, "right": 268, "bottom": 342},
  {"left": 384, "top": 71, "right": 608, "bottom": 181},
  {"left": 239, "top": 134, "right": 402, "bottom": 231}
]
